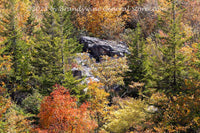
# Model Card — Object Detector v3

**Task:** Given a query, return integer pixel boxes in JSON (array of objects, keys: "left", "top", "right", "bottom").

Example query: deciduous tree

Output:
[
  {"left": 87, "top": 80, "right": 110, "bottom": 130},
  {"left": 38, "top": 85, "right": 97, "bottom": 133},
  {"left": 104, "top": 97, "right": 148, "bottom": 133},
  {"left": 80, "top": 54, "right": 129, "bottom": 96},
  {"left": 72, "top": 0, "right": 128, "bottom": 39}
]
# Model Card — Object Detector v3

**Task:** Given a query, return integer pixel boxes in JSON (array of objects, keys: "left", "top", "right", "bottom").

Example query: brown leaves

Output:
[{"left": 150, "top": 84, "right": 200, "bottom": 132}]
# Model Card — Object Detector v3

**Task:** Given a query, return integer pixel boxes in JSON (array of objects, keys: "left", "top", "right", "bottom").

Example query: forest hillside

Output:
[{"left": 0, "top": 0, "right": 200, "bottom": 132}]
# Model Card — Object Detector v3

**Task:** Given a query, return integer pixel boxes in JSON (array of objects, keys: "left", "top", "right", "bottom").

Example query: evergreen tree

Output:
[
  {"left": 24, "top": 10, "right": 38, "bottom": 38},
  {"left": 0, "top": 0, "right": 30, "bottom": 90},
  {"left": 123, "top": 24, "right": 151, "bottom": 96},
  {"left": 31, "top": 0, "right": 83, "bottom": 95},
  {"left": 31, "top": 31, "right": 63, "bottom": 94},
  {"left": 63, "top": 71, "right": 88, "bottom": 103},
  {"left": 125, "top": 24, "right": 149, "bottom": 83},
  {"left": 153, "top": 0, "right": 187, "bottom": 95}
]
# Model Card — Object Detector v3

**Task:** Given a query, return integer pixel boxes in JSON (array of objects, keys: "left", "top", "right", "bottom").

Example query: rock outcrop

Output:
[
  {"left": 74, "top": 36, "right": 129, "bottom": 91},
  {"left": 74, "top": 53, "right": 99, "bottom": 84},
  {"left": 79, "top": 36, "right": 129, "bottom": 61}
]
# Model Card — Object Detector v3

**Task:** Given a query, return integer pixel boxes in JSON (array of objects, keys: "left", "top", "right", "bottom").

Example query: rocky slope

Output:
[{"left": 72, "top": 36, "right": 129, "bottom": 86}]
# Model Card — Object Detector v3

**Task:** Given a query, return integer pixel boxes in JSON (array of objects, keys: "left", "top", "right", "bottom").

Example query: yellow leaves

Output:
[
  {"left": 0, "top": 44, "right": 12, "bottom": 77},
  {"left": 0, "top": 87, "right": 31, "bottom": 132},
  {"left": 92, "top": 55, "right": 128, "bottom": 92},
  {"left": 152, "top": 86, "right": 200, "bottom": 132},
  {"left": 193, "top": 117, "right": 200, "bottom": 126},
  {"left": 0, "top": 0, "right": 31, "bottom": 30},
  {"left": 15, "top": 0, "right": 31, "bottom": 27},
  {"left": 192, "top": 43, "right": 198, "bottom": 49},
  {"left": 153, "top": 126, "right": 165, "bottom": 133},
  {"left": 149, "top": 92, "right": 168, "bottom": 106},
  {"left": 87, "top": 80, "right": 114, "bottom": 130},
  {"left": 181, "top": 23, "right": 193, "bottom": 39},
  {"left": 179, "top": 45, "right": 192, "bottom": 55},
  {"left": 0, "top": 96, "right": 11, "bottom": 118},
  {"left": 185, "top": 79, "right": 198, "bottom": 88},
  {"left": 88, "top": 79, "right": 109, "bottom": 114},
  {"left": 104, "top": 97, "right": 148, "bottom": 133},
  {"left": 156, "top": 0, "right": 170, "bottom": 13},
  {"left": 79, "top": 53, "right": 129, "bottom": 94}
]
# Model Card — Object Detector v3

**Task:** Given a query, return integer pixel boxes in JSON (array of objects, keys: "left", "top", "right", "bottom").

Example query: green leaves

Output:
[
  {"left": 63, "top": 71, "right": 88, "bottom": 103},
  {"left": 30, "top": 0, "right": 82, "bottom": 95},
  {"left": 152, "top": 0, "right": 188, "bottom": 94},
  {"left": 125, "top": 24, "right": 149, "bottom": 83}
]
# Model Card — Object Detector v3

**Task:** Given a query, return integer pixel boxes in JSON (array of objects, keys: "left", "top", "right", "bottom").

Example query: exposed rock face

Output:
[
  {"left": 73, "top": 53, "right": 99, "bottom": 86},
  {"left": 80, "top": 36, "right": 129, "bottom": 61},
  {"left": 74, "top": 36, "right": 129, "bottom": 92},
  {"left": 75, "top": 53, "right": 93, "bottom": 78}
]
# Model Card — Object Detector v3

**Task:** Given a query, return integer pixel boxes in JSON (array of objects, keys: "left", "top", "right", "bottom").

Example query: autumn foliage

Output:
[
  {"left": 149, "top": 86, "right": 200, "bottom": 132},
  {"left": 0, "top": 87, "right": 31, "bottom": 133},
  {"left": 38, "top": 85, "right": 97, "bottom": 133},
  {"left": 72, "top": 0, "right": 128, "bottom": 39},
  {"left": 0, "top": 88, "right": 11, "bottom": 119},
  {"left": 0, "top": 0, "right": 200, "bottom": 132},
  {"left": 87, "top": 80, "right": 110, "bottom": 129}
]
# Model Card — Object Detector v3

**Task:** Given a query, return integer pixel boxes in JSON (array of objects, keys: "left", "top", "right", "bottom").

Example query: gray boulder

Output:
[{"left": 80, "top": 36, "right": 129, "bottom": 61}]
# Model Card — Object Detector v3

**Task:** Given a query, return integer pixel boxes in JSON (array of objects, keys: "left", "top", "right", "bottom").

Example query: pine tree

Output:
[
  {"left": 123, "top": 24, "right": 152, "bottom": 97},
  {"left": 31, "top": 31, "right": 63, "bottom": 94},
  {"left": 153, "top": 0, "right": 187, "bottom": 94},
  {"left": 24, "top": 10, "right": 38, "bottom": 38},
  {"left": 63, "top": 71, "right": 88, "bottom": 103},
  {"left": 31, "top": 0, "right": 83, "bottom": 95},
  {"left": 125, "top": 24, "right": 149, "bottom": 84},
  {"left": 0, "top": 0, "right": 30, "bottom": 90}
]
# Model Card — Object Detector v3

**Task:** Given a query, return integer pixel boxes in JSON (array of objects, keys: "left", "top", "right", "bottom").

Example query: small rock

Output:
[{"left": 147, "top": 105, "right": 158, "bottom": 113}]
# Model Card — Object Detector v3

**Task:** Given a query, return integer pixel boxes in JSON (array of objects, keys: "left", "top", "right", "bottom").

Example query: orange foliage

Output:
[
  {"left": 0, "top": 87, "right": 11, "bottom": 118},
  {"left": 0, "top": 42, "right": 11, "bottom": 118},
  {"left": 1, "top": 0, "right": 31, "bottom": 27},
  {"left": 150, "top": 83, "right": 200, "bottom": 132},
  {"left": 16, "top": 0, "right": 31, "bottom": 27},
  {"left": 38, "top": 84, "right": 97, "bottom": 133},
  {"left": 72, "top": 0, "right": 128, "bottom": 39},
  {"left": 0, "top": 0, "right": 32, "bottom": 42},
  {"left": 0, "top": 54, "right": 11, "bottom": 78},
  {"left": 179, "top": 43, "right": 200, "bottom": 74}
]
